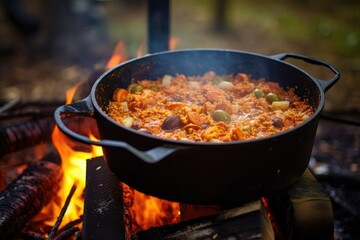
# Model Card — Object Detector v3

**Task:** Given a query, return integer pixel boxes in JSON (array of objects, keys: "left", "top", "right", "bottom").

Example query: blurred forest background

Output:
[
  {"left": 0, "top": 1, "right": 359, "bottom": 239},
  {"left": 0, "top": 0, "right": 359, "bottom": 110}
]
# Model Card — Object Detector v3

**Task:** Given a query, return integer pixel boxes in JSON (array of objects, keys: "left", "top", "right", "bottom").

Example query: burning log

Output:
[
  {"left": 0, "top": 151, "right": 63, "bottom": 239},
  {"left": 0, "top": 117, "right": 55, "bottom": 158},
  {"left": 0, "top": 114, "right": 100, "bottom": 160}
]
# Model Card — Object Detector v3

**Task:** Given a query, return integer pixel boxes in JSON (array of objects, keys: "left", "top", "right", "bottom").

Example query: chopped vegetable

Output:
[
  {"left": 120, "top": 102, "right": 129, "bottom": 112},
  {"left": 122, "top": 117, "right": 134, "bottom": 127},
  {"left": 112, "top": 88, "right": 128, "bottom": 102},
  {"left": 218, "top": 81, "right": 234, "bottom": 90},
  {"left": 243, "top": 125, "right": 250, "bottom": 131},
  {"left": 162, "top": 74, "right": 172, "bottom": 86},
  {"left": 188, "top": 81, "right": 200, "bottom": 88},
  {"left": 302, "top": 114, "right": 310, "bottom": 121},
  {"left": 272, "top": 101, "right": 290, "bottom": 111}
]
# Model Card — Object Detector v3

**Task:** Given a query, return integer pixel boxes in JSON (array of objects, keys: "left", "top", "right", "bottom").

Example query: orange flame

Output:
[
  {"left": 37, "top": 81, "right": 103, "bottom": 227},
  {"left": 131, "top": 191, "right": 180, "bottom": 231},
  {"left": 50, "top": 126, "right": 102, "bottom": 224},
  {"left": 105, "top": 41, "right": 128, "bottom": 70},
  {"left": 39, "top": 39, "right": 181, "bottom": 232},
  {"left": 136, "top": 43, "right": 145, "bottom": 57},
  {"left": 65, "top": 79, "right": 84, "bottom": 104},
  {"left": 169, "top": 37, "right": 179, "bottom": 50}
]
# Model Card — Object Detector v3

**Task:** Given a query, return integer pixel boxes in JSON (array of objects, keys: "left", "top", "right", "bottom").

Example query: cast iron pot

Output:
[{"left": 54, "top": 49, "right": 339, "bottom": 206}]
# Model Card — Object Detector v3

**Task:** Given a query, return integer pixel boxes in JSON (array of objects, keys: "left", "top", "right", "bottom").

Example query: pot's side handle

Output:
[
  {"left": 271, "top": 53, "right": 340, "bottom": 92},
  {"left": 54, "top": 96, "right": 179, "bottom": 164}
]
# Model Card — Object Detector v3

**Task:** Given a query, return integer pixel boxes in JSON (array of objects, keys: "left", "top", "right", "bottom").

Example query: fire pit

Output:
[
  {"left": 1, "top": 70, "right": 359, "bottom": 240},
  {"left": 0, "top": 54, "right": 352, "bottom": 240},
  {"left": 0, "top": 0, "right": 359, "bottom": 239}
]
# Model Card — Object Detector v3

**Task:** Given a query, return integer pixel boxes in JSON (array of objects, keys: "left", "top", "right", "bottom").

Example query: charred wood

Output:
[
  {"left": 0, "top": 115, "right": 99, "bottom": 160},
  {"left": 53, "top": 226, "right": 80, "bottom": 240},
  {"left": 0, "top": 99, "right": 64, "bottom": 120},
  {"left": 0, "top": 99, "right": 64, "bottom": 110},
  {"left": 0, "top": 117, "right": 55, "bottom": 158},
  {"left": 20, "top": 231, "right": 46, "bottom": 240},
  {"left": 0, "top": 151, "right": 63, "bottom": 239},
  {"left": 133, "top": 201, "right": 261, "bottom": 240},
  {"left": 0, "top": 110, "right": 54, "bottom": 120},
  {"left": 47, "top": 181, "right": 78, "bottom": 240},
  {"left": 55, "top": 217, "right": 82, "bottom": 238},
  {"left": 82, "top": 157, "right": 126, "bottom": 240},
  {"left": 0, "top": 97, "right": 21, "bottom": 114}
]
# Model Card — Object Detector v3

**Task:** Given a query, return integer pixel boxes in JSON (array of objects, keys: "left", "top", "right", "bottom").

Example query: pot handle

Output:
[
  {"left": 54, "top": 96, "right": 180, "bottom": 164},
  {"left": 271, "top": 53, "right": 340, "bottom": 92}
]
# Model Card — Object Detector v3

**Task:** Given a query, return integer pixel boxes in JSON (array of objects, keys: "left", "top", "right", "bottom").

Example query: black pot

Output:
[{"left": 54, "top": 49, "right": 339, "bottom": 206}]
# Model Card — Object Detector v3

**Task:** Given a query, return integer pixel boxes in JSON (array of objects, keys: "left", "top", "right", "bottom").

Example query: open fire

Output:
[
  {"left": 35, "top": 41, "right": 181, "bottom": 236},
  {"left": 1, "top": 0, "right": 358, "bottom": 238},
  {"left": 0, "top": 40, "right": 345, "bottom": 239}
]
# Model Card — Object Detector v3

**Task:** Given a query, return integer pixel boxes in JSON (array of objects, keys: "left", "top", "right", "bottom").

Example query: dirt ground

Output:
[{"left": 0, "top": 0, "right": 359, "bottom": 111}]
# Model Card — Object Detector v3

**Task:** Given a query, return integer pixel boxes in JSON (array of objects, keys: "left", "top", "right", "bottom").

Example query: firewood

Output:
[
  {"left": 262, "top": 169, "right": 334, "bottom": 240},
  {"left": 0, "top": 97, "right": 21, "bottom": 114},
  {"left": 82, "top": 157, "right": 126, "bottom": 240},
  {"left": 0, "top": 109, "right": 54, "bottom": 119},
  {"left": 55, "top": 218, "right": 82, "bottom": 237},
  {"left": 0, "top": 115, "right": 99, "bottom": 159},
  {"left": 47, "top": 181, "right": 78, "bottom": 240},
  {"left": 133, "top": 201, "right": 261, "bottom": 239},
  {"left": 0, "top": 99, "right": 64, "bottom": 120},
  {"left": 0, "top": 151, "right": 63, "bottom": 239},
  {"left": 0, "top": 117, "right": 55, "bottom": 158},
  {"left": 53, "top": 226, "right": 80, "bottom": 240}
]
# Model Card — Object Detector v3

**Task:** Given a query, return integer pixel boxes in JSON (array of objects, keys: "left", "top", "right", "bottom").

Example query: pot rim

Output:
[{"left": 90, "top": 48, "right": 326, "bottom": 146}]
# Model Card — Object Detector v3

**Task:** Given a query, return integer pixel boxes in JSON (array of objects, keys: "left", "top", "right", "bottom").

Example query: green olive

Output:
[
  {"left": 265, "top": 93, "right": 280, "bottom": 103},
  {"left": 212, "top": 109, "right": 231, "bottom": 123},
  {"left": 252, "top": 88, "right": 265, "bottom": 98},
  {"left": 130, "top": 84, "right": 143, "bottom": 93}
]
